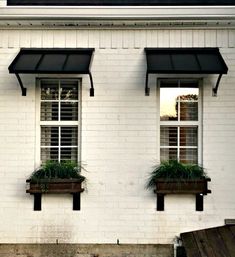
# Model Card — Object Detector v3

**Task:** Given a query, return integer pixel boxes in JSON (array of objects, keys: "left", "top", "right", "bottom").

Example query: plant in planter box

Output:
[
  {"left": 26, "top": 161, "right": 86, "bottom": 211},
  {"left": 146, "top": 160, "right": 211, "bottom": 211}
]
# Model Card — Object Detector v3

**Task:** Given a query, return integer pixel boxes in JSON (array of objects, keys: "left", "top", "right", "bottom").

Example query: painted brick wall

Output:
[{"left": 0, "top": 28, "right": 234, "bottom": 244}]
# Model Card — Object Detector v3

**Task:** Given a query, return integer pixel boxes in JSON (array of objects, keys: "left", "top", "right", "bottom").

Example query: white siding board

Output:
[
  {"left": 76, "top": 31, "right": 89, "bottom": 47},
  {"left": 217, "top": 30, "right": 229, "bottom": 48},
  {"left": 158, "top": 30, "right": 170, "bottom": 47},
  {"left": 146, "top": 30, "right": 158, "bottom": 47},
  {"left": 65, "top": 30, "right": 77, "bottom": 47},
  {"left": 42, "top": 30, "right": 54, "bottom": 47},
  {"left": 88, "top": 30, "right": 100, "bottom": 48},
  {"left": 134, "top": 30, "right": 146, "bottom": 49},
  {"left": 181, "top": 30, "right": 193, "bottom": 47},
  {"left": 205, "top": 30, "right": 217, "bottom": 47},
  {"left": 53, "top": 30, "right": 65, "bottom": 47},
  {"left": 100, "top": 30, "right": 111, "bottom": 49},
  {"left": 30, "top": 31, "right": 42, "bottom": 47},
  {"left": 111, "top": 30, "right": 122, "bottom": 49},
  {"left": 20, "top": 31, "right": 31, "bottom": 48},
  {"left": 122, "top": 30, "right": 134, "bottom": 49},
  {"left": 193, "top": 30, "right": 205, "bottom": 47},
  {"left": 170, "top": 30, "right": 181, "bottom": 47},
  {"left": 0, "top": 30, "right": 8, "bottom": 48},
  {"left": 8, "top": 31, "right": 19, "bottom": 48},
  {"left": 229, "top": 30, "right": 235, "bottom": 48}
]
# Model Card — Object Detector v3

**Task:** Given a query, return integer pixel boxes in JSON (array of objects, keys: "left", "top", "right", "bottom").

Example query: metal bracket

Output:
[
  {"left": 212, "top": 74, "right": 223, "bottom": 97},
  {"left": 89, "top": 71, "right": 94, "bottom": 97},
  {"left": 15, "top": 73, "right": 27, "bottom": 96},
  {"left": 145, "top": 71, "right": 150, "bottom": 96}
]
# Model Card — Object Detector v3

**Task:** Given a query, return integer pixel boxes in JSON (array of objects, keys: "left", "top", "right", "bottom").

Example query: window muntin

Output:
[
  {"left": 40, "top": 79, "right": 80, "bottom": 163},
  {"left": 159, "top": 79, "right": 200, "bottom": 164}
]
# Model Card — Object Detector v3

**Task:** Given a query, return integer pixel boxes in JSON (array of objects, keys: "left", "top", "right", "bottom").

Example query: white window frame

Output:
[
  {"left": 157, "top": 78, "right": 203, "bottom": 164},
  {"left": 35, "top": 78, "right": 81, "bottom": 167}
]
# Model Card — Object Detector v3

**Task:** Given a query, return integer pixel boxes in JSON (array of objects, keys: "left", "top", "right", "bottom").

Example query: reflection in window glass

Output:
[
  {"left": 159, "top": 80, "right": 200, "bottom": 164},
  {"left": 160, "top": 87, "right": 198, "bottom": 121}
]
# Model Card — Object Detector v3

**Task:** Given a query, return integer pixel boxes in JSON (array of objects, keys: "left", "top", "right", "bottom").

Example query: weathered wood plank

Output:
[
  {"left": 228, "top": 225, "right": 235, "bottom": 237},
  {"left": 181, "top": 232, "right": 201, "bottom": 257},
  {"left": 219, "top": 226, "right": 235, "bottom": 257},
  {"left": 193, "top": 230, "right": 216, "bottom": 257},
  {"left": 206, "top": 228, "right": 231, "bottom": 257}
]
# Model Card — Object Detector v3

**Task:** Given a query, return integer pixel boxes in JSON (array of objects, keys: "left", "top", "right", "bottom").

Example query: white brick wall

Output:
[{"left": 0, "top": 28, "right": 234, "bottom": 244}]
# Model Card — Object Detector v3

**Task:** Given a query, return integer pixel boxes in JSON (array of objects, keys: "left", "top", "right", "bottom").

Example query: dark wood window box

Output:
[
  {"left": 26, "top": 179, "right": 84, "bottom": 211},
  {"left": 154, "top": 177, "right": 211, "bottom": 211}
]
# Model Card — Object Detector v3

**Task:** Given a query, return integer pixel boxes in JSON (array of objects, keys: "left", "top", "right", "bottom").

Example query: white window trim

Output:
[
  {"left": 35, "top": 77, "right": 82, "bottom": 168},
  {"left": 156, "top": 78, "right": 203, "bottom": 165}
]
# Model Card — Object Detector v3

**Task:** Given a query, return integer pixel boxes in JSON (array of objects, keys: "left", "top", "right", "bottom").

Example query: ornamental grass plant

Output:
[
  {"left": 146, "top": 160, "right": 207, "bottom": 189},
  {"left": 29, "top": 161, "right": 85, "bottom": 183}
]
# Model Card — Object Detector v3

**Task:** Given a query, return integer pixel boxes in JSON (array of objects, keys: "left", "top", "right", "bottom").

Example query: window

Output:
[
  {"left": 39, "top": 79, "right": 80, "bottom": 163},
  {"left": 159, "top": 79, "right": 201, "bottom": 164}
]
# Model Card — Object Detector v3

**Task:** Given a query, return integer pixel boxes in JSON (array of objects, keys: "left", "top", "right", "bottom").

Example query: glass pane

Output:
[
  {"left": 160, "top": 84, "right": 198, "bottom": 121},
  {"left": 41, "top": 148, "right": 59, "bottom": 163},
  {"left": 160, "top": 127, "right": 178, "bottom": 146},
  {"left": 41, "top": 80, "right": 59, "bottom": 100},
  {"left": 61, "top": 148, "right": 78, "bottom": 162},
  {"left": 180, "top": 127, "right": 198, "bottom": 146},
  {"left": 160, "top": 148, "right": 177, "bottom": 162},
  {"left": 60, "top": 102, "right": 78, "bottom": 121},
  {"left": 41, "top": 102, "right": 59, "bottom": 121},
  {"left": 61, "top": 127, "right": 78, "bottom": 146},
  {"left": 41, "top": 127, "right": 59, "bottom": 146},
  {"left": 180, "top": 101, "right": 198, "bottom": 121},
  {"left": 60, "top": 80, "right": 78, "bottom": 100},
  {"left": 180, "top": 148, "right": 198, "bottom": 164}
]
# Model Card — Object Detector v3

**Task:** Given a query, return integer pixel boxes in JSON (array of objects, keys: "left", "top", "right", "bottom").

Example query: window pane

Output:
[
  {"left": 180, "top": 148, "right": 198, "bottom": 164},
  {"left": 180, "top": 127, "right": 198, "bottom": 146},
  {"left": 60, "top": 80, "right": 78, "bottom": 100},
  {"left": 41, "top": 102, "right": 59, "bottom": 121},
  {"left": 41, "top": 80, "right": 59, "bottom": 100},
  {"left": 41, "top": 127, "right": 59, "bottom": 146},
  {"left": 61, "top": 148, "right": 77, "bottom": 162},
  {"left": 61, "top": 127, "right": 78, "bottom": 146},
  {"left": 160, "top": 127, "right": 178, "bottom": 146},
  {"left": 60, "top": 102, "right": 78, "bottom": 121},
  {"left": 160, "top": 148, "right": 177, "bottom": 162},
  {"left": 41, "top": 148, "right": 59, "bottom": 163},
  {"left": 160, "top": 85, "right": 198, "bottom": 121}
]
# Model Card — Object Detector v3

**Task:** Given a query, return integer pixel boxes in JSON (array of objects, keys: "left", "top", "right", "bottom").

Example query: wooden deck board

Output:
[{"left": 181, "top": 225, "right": 235, "bottom": 257}]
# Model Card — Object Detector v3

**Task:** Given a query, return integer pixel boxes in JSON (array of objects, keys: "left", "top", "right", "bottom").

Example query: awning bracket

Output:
[
  {"left": 213, "top": 74, "right": 223, "bottom": 97},
  {"left": 15, "top": 73, "right": 27, "bottom": 96},
  {"left": 89, "top": 71, "right": 94, "bottom": 97},
  {"left": 145, "top": 71, "right": 150, "bottom": 96}
]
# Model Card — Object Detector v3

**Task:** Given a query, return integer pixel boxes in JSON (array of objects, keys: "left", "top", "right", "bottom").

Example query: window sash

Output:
[
  {"left": 39, "top": 79, "right": 80, "bottom": 163},
  {"left": 158, "top": 79, "right": 201, "bottom": 164}
]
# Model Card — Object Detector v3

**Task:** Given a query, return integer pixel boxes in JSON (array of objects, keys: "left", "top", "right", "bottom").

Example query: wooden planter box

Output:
[
  {"left": 26, "top": 179, "right": 84, "bottom": 211},
  {"left": 26, "top": 178, "right": 84, "bottom": 194},
  {"left": 155, "top": 177, "right": 211, "bottom": 194},
  {"left": 154, "top": 177, "right": 211, "bottom": 211}
]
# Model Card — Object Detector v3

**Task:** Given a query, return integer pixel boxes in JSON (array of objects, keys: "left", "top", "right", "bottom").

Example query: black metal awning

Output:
[
  {"left": 145, "top": 48, "right": 228, "bottom": 96},
  {"left": 8, "top": 48, "right": 95, "bottom": 96}
]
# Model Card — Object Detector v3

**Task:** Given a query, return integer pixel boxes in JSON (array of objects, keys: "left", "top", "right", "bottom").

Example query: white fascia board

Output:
[{"left": 0, "top": 6, "right": 235, "bottom": 21}]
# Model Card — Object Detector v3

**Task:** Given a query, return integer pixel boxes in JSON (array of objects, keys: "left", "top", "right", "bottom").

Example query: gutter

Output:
[{"left": 0, "top": 6, "right": 235, "bottom": 20}]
